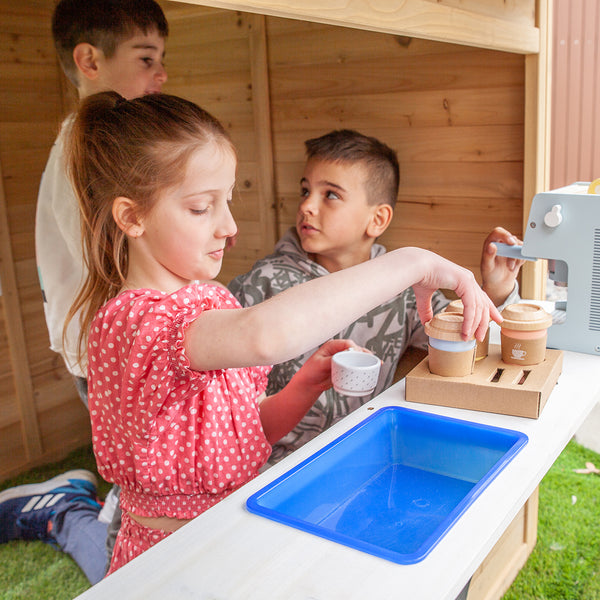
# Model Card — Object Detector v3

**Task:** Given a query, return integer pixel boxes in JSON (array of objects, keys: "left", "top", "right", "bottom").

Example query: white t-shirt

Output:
[{"left": 35, "top": 116, "right": 87, "bottom": 378}]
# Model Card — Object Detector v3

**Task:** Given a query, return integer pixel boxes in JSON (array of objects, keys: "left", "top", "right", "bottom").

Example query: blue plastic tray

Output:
[{"left": 246, "top": 406, "right": 527, "bottom": 564}]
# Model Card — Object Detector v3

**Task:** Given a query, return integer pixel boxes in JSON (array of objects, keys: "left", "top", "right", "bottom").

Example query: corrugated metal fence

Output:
[{"left": 551, "top": 0, "right": 600, "bottom": 188}]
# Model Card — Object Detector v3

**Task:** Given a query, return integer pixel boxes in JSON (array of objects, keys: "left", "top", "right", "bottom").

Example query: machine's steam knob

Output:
[{"left": 544, "top": 204, "right": 563, "bottom": 228}]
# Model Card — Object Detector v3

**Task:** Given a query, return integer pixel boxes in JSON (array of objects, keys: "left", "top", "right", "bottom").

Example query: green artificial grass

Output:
[
  {"left": 1, "top": 441, "right": 599, "bottom": 600},
  {"left": 502, "top": 440, "right": 600, "bottom": 600}
]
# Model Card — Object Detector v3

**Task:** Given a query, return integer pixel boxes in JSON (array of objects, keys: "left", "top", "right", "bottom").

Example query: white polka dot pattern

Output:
[
  {"left": 108, "top": 512, "right": 170, "bottom": 575},
  {"left": 88, "top": 283, "right": 272, "bottom": 527}
]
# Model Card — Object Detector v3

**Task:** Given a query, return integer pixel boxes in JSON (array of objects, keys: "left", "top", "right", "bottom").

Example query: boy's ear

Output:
[
  {"left": 72, "top": 43, "right": 102, "bottom": 81},
  {"left": 113, "top": 196, "right": 144, "bottom": 238},
  {"left": 366, "top": 204, "right": 394, "bottom": 238}
]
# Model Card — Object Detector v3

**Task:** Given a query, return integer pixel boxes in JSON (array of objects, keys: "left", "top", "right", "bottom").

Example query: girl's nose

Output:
[{"left": 218, "top": 203, "right": 238, "bottom": 239}]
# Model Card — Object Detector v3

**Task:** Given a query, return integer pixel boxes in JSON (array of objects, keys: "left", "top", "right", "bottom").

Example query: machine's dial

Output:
[{"left": 544, "top": 204, "right": 563, "bottom": 228}]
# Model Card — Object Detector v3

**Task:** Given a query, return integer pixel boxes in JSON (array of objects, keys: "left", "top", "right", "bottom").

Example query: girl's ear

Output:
[
  {"left": 72, "top": 43, "right": 101, "bottom": 82},
  {"left": 113, "top": 196, "right": 144, "bottom": 238},
  {"left": 366, "top": 203, "right": 394, "bottom": 239}
]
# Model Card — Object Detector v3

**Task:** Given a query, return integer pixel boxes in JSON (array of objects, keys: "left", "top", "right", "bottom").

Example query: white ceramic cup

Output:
[{"left": 331, "top": 349, "right": 381, "bottom": 397}]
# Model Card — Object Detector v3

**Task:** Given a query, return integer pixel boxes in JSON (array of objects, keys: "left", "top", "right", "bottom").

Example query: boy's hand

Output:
[{"left": 480, "top": 227, "right": 525, "bottom": 306}]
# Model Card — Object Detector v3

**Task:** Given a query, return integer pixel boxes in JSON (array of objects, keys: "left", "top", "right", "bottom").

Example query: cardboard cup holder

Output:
[{"left": 406, "top": 344, "right": 563, "bottom": 419}]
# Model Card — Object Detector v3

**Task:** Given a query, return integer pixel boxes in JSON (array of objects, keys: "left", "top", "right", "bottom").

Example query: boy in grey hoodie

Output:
[{"left": 229, "top": 129, "right": 522, "bottom": 465}]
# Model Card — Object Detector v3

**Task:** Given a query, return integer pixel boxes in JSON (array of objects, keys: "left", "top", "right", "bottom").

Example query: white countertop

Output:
[{"left": 76, "top": 331, "right": 600, "bottom": 600}]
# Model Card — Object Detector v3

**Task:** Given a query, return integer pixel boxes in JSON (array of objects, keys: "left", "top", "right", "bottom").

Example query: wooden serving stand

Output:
[{"left": 405, "top": 344, "right": 563, "bottom": 419}]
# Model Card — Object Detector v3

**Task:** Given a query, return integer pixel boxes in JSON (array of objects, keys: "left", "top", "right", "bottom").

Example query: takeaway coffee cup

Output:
[
  {"left": 444, "top": 299, "right": 490, "bottom": 361},
  {"left": 500, "top": 303, "right": 552, "bottom": 365},
  {"left": 331, "top": 349, "right": 381, "bottom": 396},
  {"left": 425, "top": 312, "right": 476, "bottom": 377}
]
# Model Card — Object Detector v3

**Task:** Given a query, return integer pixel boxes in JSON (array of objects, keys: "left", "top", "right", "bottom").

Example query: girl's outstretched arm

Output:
[
  {"left": 185, "top": 247, "right": 502, "bottom": 371},
  {"left": 258, "top": 339, "right": 360, "bottom": 443}
]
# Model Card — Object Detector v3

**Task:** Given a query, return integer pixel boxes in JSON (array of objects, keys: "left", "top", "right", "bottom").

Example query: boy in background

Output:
[
  {"left": 0, "top": 0, "right": 168, "bottom": 584},
  {"left": 229, "top": 129, "right": 523, "bottom": 465},
  {"left": 38, "top": 0, "right": 168, "bottom": 401}
]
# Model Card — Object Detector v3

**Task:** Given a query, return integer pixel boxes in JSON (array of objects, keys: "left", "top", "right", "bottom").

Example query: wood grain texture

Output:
[
  {"left": 0, "top": 0, "right": 83, "bottom": 480},
  {"left": 173, "top": 0, "right": 539, "bottom": 53}
]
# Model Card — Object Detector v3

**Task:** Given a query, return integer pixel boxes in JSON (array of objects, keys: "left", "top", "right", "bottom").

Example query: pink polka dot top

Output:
[{"left": 87, "top": 283, "right": 272, "bottom": 520}]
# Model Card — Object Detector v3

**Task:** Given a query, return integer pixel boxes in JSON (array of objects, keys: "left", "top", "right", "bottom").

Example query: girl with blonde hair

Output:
[{"left": 67, "top": 91, "right": 500, "bottom": 574}]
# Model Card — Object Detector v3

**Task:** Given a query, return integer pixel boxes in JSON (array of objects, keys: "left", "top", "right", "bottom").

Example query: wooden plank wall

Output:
[
  {"left": 550, "top": 0, "right": 600, "bottom": 188},
  {"left": 0, "top": 0, "right": 526, "bottom": 480},
  {"left": 162, "top": 2, "right": 526, "bottom": 282},
  {"left": 0, "top": 0, "right": 91, "bottom": 481},
  {"left": 267, "top": 19, "right": 525, "bottom": 278}
]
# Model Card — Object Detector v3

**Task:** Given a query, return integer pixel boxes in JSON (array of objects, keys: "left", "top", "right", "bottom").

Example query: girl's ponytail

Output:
[{"left": 65, "top": 91, "right": 131, "bottom": 366}]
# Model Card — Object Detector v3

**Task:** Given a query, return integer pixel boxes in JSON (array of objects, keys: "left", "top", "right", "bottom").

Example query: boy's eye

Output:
[
  {"left": 142, "top": 57, "right": 154, "bottom": 67},
  {"left": 325, "top": 190, "right": 340, "bottom": 200},
  {"left": 190, "top": 207, "right": 208, "bottom": 215},
  {"left": 300, "top": 187, "right": 309, "bottom": 198}
]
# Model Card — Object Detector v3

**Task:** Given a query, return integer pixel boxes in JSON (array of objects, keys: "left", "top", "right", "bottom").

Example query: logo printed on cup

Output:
[
  {"left": 331, "top": 349, "right": 381, "bottom": 397},
  {"left": 511, "top": 348, "right": 527, "bottom": 360}
]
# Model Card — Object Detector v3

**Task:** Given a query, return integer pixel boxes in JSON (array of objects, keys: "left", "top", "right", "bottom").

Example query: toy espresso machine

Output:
[
  {"left": 495, "top": 180, "right": 600, "bottom": 356},
  {"left": 405, "top": 181, "right": 593, "bottom": 418}
]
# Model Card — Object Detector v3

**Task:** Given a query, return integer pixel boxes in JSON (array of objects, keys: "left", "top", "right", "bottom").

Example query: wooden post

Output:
[
  {"left": 248, "top": 13, "right": 278, "bottom": 251},
  {"left": 0, "top": 157, "right": 43, "bottom": 459},
  {"left": 522, "top": 0, "right": 552, "bottom": 299}
]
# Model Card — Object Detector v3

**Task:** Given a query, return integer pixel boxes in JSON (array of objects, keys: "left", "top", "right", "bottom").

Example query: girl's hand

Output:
[
  {"left": 480, "top": 227, "right": 525, "bottom": 306},
  {"left": 408, "top": 249, "right": 502, "bottom": 342}
]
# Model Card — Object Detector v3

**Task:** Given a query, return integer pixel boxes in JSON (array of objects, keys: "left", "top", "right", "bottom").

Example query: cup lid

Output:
[
  {"left": 425, "top": 312, "right": 472, "bottom": 342},
  {"left": 443, "top": 299, "right": 464, "bottom": 314},
  {"left": 500, "top": 303, "right": 552, "bottom": 331}
]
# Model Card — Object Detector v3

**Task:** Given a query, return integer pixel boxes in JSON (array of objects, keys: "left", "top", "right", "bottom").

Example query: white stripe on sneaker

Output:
[
  {"left": 21, "top": 496, "right": 41, "bottom": 512},
  {"left": 45, "top": 493, "right": 65, "bottom": 508},
  {"left": 21, "top": 493, "right": 67, "bottom": 512},
  {"left": 33, "top": 495, "right": 54, "bottom": 510}
]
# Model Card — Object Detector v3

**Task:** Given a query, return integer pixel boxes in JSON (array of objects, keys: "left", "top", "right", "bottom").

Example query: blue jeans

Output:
[
  {"left": 52, "top": 500, "right": 109, "bottom": 584},
  {"left": 69, "top": 376, "right": 121, "bottom": 583}
]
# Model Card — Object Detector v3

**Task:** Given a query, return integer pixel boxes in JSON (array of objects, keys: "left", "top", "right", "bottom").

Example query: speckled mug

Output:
[{"left": 331, "top": 349, "right": 381, "bottom": 397}]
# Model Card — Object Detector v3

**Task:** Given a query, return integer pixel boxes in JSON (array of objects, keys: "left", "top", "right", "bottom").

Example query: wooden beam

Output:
[
  {"left": 522, "top": 0, "right": 552, "bottom": 299},
  {"left": 0, "top": 157, "right": 43, "bottom": 459},
  {"left": 170, "top": 0, "right": 540, "bottom": 54},
  {"left": 248, "top": 13, "right": 278, "bottom": 251}
]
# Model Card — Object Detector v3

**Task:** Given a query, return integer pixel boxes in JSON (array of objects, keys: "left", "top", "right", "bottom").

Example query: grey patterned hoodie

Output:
[{"left": 228, "top": 228, "right": 455, "bottom": 465}]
